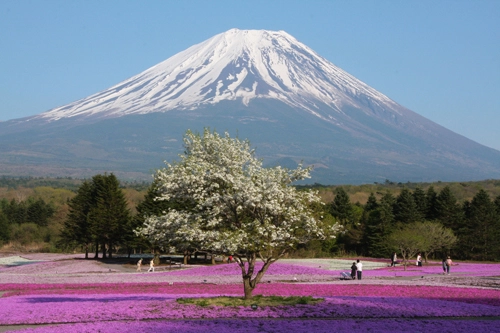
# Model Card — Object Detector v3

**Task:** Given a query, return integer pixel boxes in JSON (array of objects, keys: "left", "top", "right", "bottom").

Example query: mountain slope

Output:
[
  {"left": 1, "top": 29, "right": 499, "bottom": 184},
  {"left": 33, "top": 29, "right": 399, "bottom": 122}
]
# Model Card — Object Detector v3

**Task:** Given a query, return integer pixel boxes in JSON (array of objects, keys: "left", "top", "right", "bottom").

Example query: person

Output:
[
  {"left": 416, "top": 253, "right": 422, "bottom": 267},
  {"left": 356, "top": 259, "right": 363, "bottom": 280},
  {"left": 445, "top": 256, "right": 452, "bottom": 274},
  {"left": 441, "top": 256, "right": 447, "bottom": 274},
  {"left": 136, "top": 258, "right": 143, "bottom": 272},
  {"left": 228, "top": 255, "right": 233, "bottom": 263},
  {"left": 148, "top": 259, "right": 155, "bottom": 272},
  {"left": 350, "top": 262, "right": 357, "bottom": 280},
  {"left": 391, "top": 252, "right": 397, "bottom": 267}
]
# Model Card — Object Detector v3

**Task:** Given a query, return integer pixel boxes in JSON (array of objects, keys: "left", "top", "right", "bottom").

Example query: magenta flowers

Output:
[{"left": 0, "top": 255, "right": 499, "bottom": 332}]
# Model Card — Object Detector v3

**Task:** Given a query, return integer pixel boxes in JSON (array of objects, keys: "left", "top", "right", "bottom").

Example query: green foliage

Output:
[
  {"left": 435, "top": 186, "right": 463, "bottom": 229},
  {"left": 458, "top": 190, "right": 500, "bottom": 260},
  {"left": 387, "top": 223, "right": 428, "bottom": 269},
  {"left": 2, "top": 174, "right": 500, "bottom": 261},
  {"left": 0, "top": 210, "right": 10, "bottom": 243},
  {"left": 362, "top": 192, "right": 395, "bottom": 257},
  {"left": 411, "top": 221, "right": 457, "bottom": 261},
  {"left": 176, "top": 295, "right": 323, "bottom": 307},
  {"left": 10, "top": 223, "right": 45, "bottom": 245},
  {"left": 0, "top": 197, "right": 54, "bottom": 226},
  {"left": 59, "top": 173, "right": 131, "bottom": 258},
  {"left": 0, "top": 176, "right": 82, "bottom": 191}
]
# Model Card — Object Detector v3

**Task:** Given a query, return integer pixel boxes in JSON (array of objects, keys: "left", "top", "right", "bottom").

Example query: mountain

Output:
[{"left": 1, "top": 28, "right": 499, "bottom": 184}]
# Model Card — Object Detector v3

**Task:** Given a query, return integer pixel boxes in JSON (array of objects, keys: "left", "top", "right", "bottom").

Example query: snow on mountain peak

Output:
[{"left": 37, "top": 29, "right": 399, "bottom": 121}]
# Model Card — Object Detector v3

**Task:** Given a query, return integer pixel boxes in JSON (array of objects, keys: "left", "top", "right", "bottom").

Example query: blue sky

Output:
[{"left": 1, "top": 0, "right": 499, "bottom": 150}]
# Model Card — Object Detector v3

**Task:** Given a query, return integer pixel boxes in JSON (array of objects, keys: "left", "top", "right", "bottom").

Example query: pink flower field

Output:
[{"left": 0, "top": 254, "right": 499, "bottom": 332}]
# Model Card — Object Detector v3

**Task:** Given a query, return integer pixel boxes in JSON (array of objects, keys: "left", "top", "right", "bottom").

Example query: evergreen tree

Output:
[
  {"left": 394, "top": 188, "right": 420, "bottom": 223},
  {"left": 412, "top": 187, "right": 427, "bottom": 220},
  {"left": 460, "top": 190, "right": 500, "bottom": 260},
  {"left": 89, "top": 174, "right": 130, "bottom": 258},
  {"left": 330, "top": 187, "right": 359, "bottom": 254},
  {"left": 60, "top": 173, "right": 131, "bottom": 259},
  {"left": 26, "top": 198, "right": 55, "bottom": 227},
  {"left": 363, "top": 192, "right": 395, "bottom": 257},
  {"left": 0, "top": 210, "right": 10, "bottom": 244},
  {"left": 329, "top": 187, "right": 354, "bottom": 225},
  {"left": 435, "top": 186, "right": 463, "bottom": 230},
  {"left": 365, "top": 193, "right": 378, "bottom": 211},
  {"left": 494, "top": 195, "right": 500, "bottom": 215},
  {"left": 60, "top": 181, "right": 94, "bottom": 258},
  {"left": 425, "top": 186, "right": 439, "bottom": 220}
]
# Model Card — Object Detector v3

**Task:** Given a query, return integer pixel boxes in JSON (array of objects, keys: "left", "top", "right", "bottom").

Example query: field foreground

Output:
[{"left": 0, "top": 253, "right": 499, "bottom": 332}]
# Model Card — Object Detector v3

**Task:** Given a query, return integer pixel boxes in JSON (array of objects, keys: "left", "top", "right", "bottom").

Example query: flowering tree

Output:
[{"left": 138, "top": 129, "right": 339, "bottom": 299}]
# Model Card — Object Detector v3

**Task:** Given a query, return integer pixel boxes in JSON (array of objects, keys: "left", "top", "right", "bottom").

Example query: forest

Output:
[{"left": 0, "top": 175, "right": 499, "bottom": 261}]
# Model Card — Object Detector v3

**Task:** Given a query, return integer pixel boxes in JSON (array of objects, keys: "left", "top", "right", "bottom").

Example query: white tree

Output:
[{"left": 138, "top": 129, "right": 339, "bottom": 299}]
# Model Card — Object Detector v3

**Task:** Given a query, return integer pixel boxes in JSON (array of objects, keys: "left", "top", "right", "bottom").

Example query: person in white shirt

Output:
[
  {"left": 391, "top": 252, "right": 397, "bottom": 267},
  {"left": 148, "top": 259, "right": 155, "bottom": 272},
  {"left": 356, "top": 259, "right": 363, "bottom": 280},
  {"left": 416, "top": 253, "right": 422, "bottom": 267},
  {"left": 136, "top": 258, "right": 143, "bottom": 272}
]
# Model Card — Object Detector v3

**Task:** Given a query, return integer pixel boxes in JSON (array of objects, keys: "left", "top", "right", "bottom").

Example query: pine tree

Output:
[
  {"left": 435, "top": 186, "right": 463, "bottom": 230},
  {"left": 365, "top": 193, "right": 378, "bottom": 211},
  {"left": 89, "top": 174, "right": 130, "bottom": 258},
  {"left": 394, "top": 188, "right": 420, "bottom": 224},
  {"left": 460, "top": 190, "right": 500, "bottom": 260},
  {"left": 330, "top": 187, "right": 360, "bottom": 254},
  {"left": 425, "top": 186, "right": 438, "bottom": 220},
  {"left": 412, "top": 187, "right": 427, "bottom": 221},
  {"left": 329, "top": 187, "right": 354, "bottom": 225},
  {"left": 60, "top": 181, "right": 94, "bottom": 258},
  {"left": 363, "top": 192, "right": 395, "bottom": 257},
  {"left": 60, "top": 174, "right": 131, "bottom": 259},
  {"left": 494, "top": 195, "right": 500, "bottom": 215},
  {"left": 0, "top": 210, "right": 10, "bottom": 244}
]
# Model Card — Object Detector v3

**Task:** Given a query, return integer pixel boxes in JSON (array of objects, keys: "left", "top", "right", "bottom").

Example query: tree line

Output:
[
  {"left": 0, "top": 197, "right": 56, "bottom": 248},
  {"left": 1, "top": 175, "right": 499, "bottom": 262},
  {"left": 325, "top": 186, "right": 500, "bottom": 261}
]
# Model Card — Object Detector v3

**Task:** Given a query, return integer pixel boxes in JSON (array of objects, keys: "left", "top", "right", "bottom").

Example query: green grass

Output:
[{"left": 176, "top": 295, "right": 323, "bottom": 307}]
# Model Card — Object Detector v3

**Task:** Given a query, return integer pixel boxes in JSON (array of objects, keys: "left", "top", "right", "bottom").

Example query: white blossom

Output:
[{"left": 137, "top": 129, "right": 340, "bottom": 260}]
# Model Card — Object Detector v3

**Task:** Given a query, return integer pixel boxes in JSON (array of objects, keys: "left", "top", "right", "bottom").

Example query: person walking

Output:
[
  {"left": 350, "top": 262, "right": 357, "bottom": 280},
  {"left": 136, "top": 258, "right": 143, "bottom": 272},
  {"left": 356, "top": 259, "right": 363, "bottom": 280},
  {"left": 445, "top": 256, "right": 453, "bottom": 275},
  {"left": 441, "top": 256, "right": 447, "bottom": 274},
  {"left": 148, "top": 259, "right": 155, "bottom": 272},
  {"left": 391, "top": 252, "right": 397, "bottom": 267},
  {"left": 416, "top": 253, "right": 422, "bottom": 267}
]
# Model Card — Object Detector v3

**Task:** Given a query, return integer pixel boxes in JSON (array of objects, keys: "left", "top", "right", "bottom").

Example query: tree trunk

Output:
[
  {"left": 211, "top": 255, "right": 216, "bottom": 265},
  {"left": 243, "top": 275, "right": 255, "bottom": 299},
  {"left": 94, "top": 241, "right": 99, "bottom": 259},
  {"left": 102, "top": 243, "right": 107, "bottom": 259},
  {"left": 237, "top": 253, "right": 274, "bottom": 300},
  {"left": 108, "top": 242, "right": 113, "bottom": 258},
  {"left": 183, "top": 250, "right": 190, "bottom": 265},
  {"left": 84, "top": 244, "right": 89, "bottom": 259}
]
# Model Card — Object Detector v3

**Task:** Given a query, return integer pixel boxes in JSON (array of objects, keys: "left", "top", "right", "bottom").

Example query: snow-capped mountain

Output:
[
  {"left": 2, "top": 29, "right": 500, "bottom": 184},
  {"left": 35, "top": 29, "right": 398, "bottom": 123}
]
